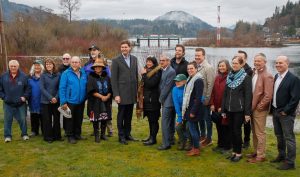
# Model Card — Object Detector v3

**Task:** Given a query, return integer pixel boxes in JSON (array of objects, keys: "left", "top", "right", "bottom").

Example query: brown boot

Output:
[
  {"left": 186, "top": 148, "right": 195, "bottom": 156},
  {"left": 193, "top": 148, "right": 200, "bottom": 156}
]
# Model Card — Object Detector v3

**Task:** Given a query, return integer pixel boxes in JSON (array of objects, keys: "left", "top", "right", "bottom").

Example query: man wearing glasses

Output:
[
  {"left": 58, "top": 53, "right": 71, "bottom": 74},
  {"left": 157, "top": 54, "right": 176, "bottom": 150}
]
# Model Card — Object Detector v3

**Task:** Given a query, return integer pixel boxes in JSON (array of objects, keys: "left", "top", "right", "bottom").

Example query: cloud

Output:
[{"left": 10, "top": 0, "right": 298, "bottom": 26}]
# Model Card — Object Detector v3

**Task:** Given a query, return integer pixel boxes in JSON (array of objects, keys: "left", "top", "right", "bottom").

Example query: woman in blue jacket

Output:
[
  {"left": 59, "top": 56, "right": 87, "bottom": 144},
  {"left": 28, "top": 60, "right": 44, "bottom": 137},
  {"left": 40, "top": 59, "right": 61, "bottom": 143}
]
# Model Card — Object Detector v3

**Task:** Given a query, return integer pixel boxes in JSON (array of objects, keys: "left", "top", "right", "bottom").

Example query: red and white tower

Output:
[{"left": 217, "top": 5, "right": 221, "bottom": 47}]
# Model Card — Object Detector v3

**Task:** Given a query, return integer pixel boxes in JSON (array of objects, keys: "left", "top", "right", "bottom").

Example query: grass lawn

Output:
[{"left": 0, "top": 101, "right": 299, "bottom": 177}]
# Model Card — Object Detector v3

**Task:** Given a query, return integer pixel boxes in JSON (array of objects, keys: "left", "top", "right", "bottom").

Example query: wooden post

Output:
[
  {"left": 148, "top": 37, "right": 150, "bottom": 47},
  {"left": 158, "top": 37, "right": 160, "bottom": 47},
  {"left": 0, "top": 0, "right": 8, "bottom": 72}
]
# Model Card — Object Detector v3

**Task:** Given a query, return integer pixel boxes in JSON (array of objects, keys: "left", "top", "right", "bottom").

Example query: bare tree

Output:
[{"left": 59, "top": 0, "right": 81, "bottom": 22}]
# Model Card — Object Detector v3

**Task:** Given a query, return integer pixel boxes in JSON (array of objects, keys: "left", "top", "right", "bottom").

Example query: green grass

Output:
[{"left": 0, "top": 101, "right": 299, "bottom": 177}]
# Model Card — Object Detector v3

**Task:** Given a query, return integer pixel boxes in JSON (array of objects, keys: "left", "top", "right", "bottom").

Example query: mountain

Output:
[
  {"left": 97, "top": 11, "right": 214, "bottom": 37},
  {"left": 2, "top": 0, "right": 214, "bottom": 37},
  {"left": 1, "top": 0, "right": 37, "bottom": 21}
]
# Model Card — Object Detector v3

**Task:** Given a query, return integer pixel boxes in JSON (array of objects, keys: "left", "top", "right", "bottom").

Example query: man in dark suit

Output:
[
  {"left": 157, "top": 54, "right": 176, "bottom": 150},
  {"left": 237, "top": 50, "right": 253, "bottom": 149},
  {"left": 111, "top": 40, "right": 138, "bottom": 145},
  {"left": 271, "top": 55, "right": 300, "bottom": 170}
]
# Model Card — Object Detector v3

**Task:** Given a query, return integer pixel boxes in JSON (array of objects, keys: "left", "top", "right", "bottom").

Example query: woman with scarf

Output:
[
  {"left": 221, "top": 56, "right": 252, "bottom": 162},
  {"left": 182, "top": 61, "right": 204, "bottom": 156},
  {"left": 87, "top": 58, "right": 112, "bottom": 143},
  {"left": 210, "top": 60, "right": 232, "bottom": 154},
  {"left": 139, "top": 56, "right": 161, "bottom": 146}
]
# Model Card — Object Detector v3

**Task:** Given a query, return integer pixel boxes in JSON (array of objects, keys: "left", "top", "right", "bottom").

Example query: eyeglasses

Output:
[{"left": 63, "top": 58, "right": 70, "bottom": 60}]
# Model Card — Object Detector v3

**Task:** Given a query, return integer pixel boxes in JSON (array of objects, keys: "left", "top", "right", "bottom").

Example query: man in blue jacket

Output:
[
  {"left": 59, "top": 56, "right": 87, "bottom": 144},
  {"left": 0, "top": 60, "right": 31, "bottom": 142}
]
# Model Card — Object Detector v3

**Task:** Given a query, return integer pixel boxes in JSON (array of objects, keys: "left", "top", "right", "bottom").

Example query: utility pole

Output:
[
  {"left": 0, "top": 0, "right": 8, "bottom": 72},
  {"left": 216, "top": 5, "right": 221, "bottom": 47}
]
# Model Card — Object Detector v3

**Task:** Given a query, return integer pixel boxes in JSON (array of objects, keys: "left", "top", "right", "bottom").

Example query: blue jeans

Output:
[
  {"left": 199, "top": 106, "right": 212, "bottom": 140},
  {"left": 188, "top": 121, "right": 200, "bottom": 148},
  {"left": 161, "top": 106, "right": 175, "bottom": 147},
  {"left": 4, "top": 103, "right": 28, "bottom": 138},
  {"left": 273, "top": 110, "right": 296, "bottom": 165}
]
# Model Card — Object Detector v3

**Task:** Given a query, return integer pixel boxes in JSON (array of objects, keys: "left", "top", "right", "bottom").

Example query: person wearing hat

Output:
[
  {"left": 172, "top": 74, "right": 192, "bottom": 151},
  {"left": 139, "top": 56, "right": 162, "bottom": 146},
  {"left": 40, "top": 58, "right": 62, "bottom": 143},
  {"left": 28, "top": 59, "right": 45, "bottom": 137},
  {"left": 87, "top": 58, "right": 112, "bottom": 143},
  {"left": 84, "top": 45, "right": 111, "bottom": 77}
]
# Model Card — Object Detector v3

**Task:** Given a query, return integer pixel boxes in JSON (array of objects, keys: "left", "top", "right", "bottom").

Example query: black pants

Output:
[
  {"left": 42, "top": 103, "right": 61, "bottom": 141},
  {"left": 65, "top": 103, "right": 85, "bottom": 138},
  {"left": 117, "top": 104, "right": 134, "bottom": 139},
  {"left": 243, "top": 121, "right": 251, "bottom": 143},
  {"left": 30, "top": 113, "right": 43, "bottom": 135},
  {"left": 216, "top": 121, "right": 231, "bottom": 150},
  {"left": 145, "top": 110, "right": 160, "bottom": 139},
  {"left": 93, "top": 120, "right": 107, "bottom": 135},
  {"left": 227, "top": 112, "right": 244, "bottom": 154}
]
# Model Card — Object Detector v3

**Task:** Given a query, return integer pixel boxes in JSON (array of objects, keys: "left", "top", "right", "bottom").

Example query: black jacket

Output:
[
  {"left": 142, "top": 69, "right": 162, "bottom": 111},
  {"left": 87, "top": 71, "right": 112, "bottom": 119},
  {"left": 244, "top": 63, "right": 253, "bottom": 77},
  {"left": 272, "top": 71, "right": 300, "bottom": 116},
  {"left": 221, "top": 75, "right": 252, "bottom": 116},
  {"left": 184, "top": 78, "right": 204, "bottom": 122},
  {"left": 170, "top": 57, "right": 188, "bottom": 77}
]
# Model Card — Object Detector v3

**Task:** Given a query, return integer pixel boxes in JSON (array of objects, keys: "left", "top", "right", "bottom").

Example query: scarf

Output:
[
  {"left": 182, "top": 72, "right": 203, "bottom": 116},
  {"left": 226, "top": 68, "right": 247, "bottom": 89}
]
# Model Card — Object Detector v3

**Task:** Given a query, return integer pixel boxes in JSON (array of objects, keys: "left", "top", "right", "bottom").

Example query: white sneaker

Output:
[
  {"left": 58, "top": 106, "right": 72, "bottom": 118},
  {"left": 22, "top": 135, "right": 29, "bottom": 141},
  {"left": 4, "top": 137, "right": 12, "bottom": 143}
]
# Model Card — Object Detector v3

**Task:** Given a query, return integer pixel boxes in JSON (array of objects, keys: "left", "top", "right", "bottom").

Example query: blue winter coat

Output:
[
  {"left": 28, "top": 75, "right": 41, "bottom": 113},
  {"left": 40, "top": 72, "right": 60, "bottom": 104},
  {"left": 172, "top": 85, "right": 184, "bottom": 123},
  {"left": 0, "top": 70, "right": 31, "bottom": 107},
  {"left": 59, "top": 67, "right": 87, "bottom": 105}
]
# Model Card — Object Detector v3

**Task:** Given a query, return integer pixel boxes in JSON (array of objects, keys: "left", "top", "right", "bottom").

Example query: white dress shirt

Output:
[{"left": 272, "top": 70, "right": 288, "bottom": 108}]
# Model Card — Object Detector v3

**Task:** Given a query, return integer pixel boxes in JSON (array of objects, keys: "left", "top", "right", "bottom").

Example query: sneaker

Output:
[
  {"left": 4, "top": 137, "right": 12, "bottom": 143},
  {"left": 22, "top": 135, "right": 29, "bottom": 141},
  {"left": 58, "top": 106, "right": 72, "bottom": 118}
]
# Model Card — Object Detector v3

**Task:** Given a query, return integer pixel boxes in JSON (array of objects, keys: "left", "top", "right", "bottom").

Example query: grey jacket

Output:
[
  {"left": 159, "top": 66, "right": 176, "bottom": 107},
  {"left": 197, "top": 60, "right": 215, "bottom": 105},
  {"left": 111, "top": 54, "right": 138, "bottom": 105}
]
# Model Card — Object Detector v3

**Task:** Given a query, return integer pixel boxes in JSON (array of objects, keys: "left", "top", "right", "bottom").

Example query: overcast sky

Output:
[{"left": 10, "top": 0, "right": 298, "bottom": 27}]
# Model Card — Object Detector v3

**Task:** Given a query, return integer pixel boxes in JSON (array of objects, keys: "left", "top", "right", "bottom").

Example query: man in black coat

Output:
[
  {"left": 237, "top": 50, "right": 253, "bottom": 149},
  {"left": 271, "top": 55, "right": 300, "bottom": 170},
  {"left": 170, "top": 44, "right": 188, "bottom": 77},
  {"left": 111, "top": 40, "right": 138, "bottom": 145}
]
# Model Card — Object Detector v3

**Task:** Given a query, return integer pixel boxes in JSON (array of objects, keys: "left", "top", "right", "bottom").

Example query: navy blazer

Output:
[
  {"left": 159, "top": 65, "right": 176, "bottom": 107},
  {"left": 273, "top": 71, "right": 300, "bottom": 116}
]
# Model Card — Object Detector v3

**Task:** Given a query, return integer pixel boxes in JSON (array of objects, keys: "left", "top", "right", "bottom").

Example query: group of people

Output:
[{"left": 1, "top": 41, "right": 300, "bottom": 171}]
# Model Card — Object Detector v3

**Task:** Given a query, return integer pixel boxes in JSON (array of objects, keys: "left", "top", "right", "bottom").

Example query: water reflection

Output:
[{"left": 132, "top": 45, "right": 300, "bottom": 77}]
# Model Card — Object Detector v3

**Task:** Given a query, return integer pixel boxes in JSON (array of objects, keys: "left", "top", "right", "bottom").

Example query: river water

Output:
[{"left": 130, "top": 39, "right": 300, "bottom": 77}]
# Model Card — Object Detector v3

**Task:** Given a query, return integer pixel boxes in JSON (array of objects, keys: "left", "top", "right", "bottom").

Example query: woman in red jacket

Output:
[{"left": 210, "top": 59, "right": 231, "bottom": 153}]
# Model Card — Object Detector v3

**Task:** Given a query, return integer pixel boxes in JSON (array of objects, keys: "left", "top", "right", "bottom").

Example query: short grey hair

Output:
[
  {"left": 160, "top": 54, "right": 171, "bottom": 61},
  {"left": 8, "top": 60, "right": 19, "bottom": 67},
  {"left": 71, "top": 56, "right": 81, "bottom": 62},
  {"left": 254, "top": 53, "right": 267, "bottom": 62}
]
